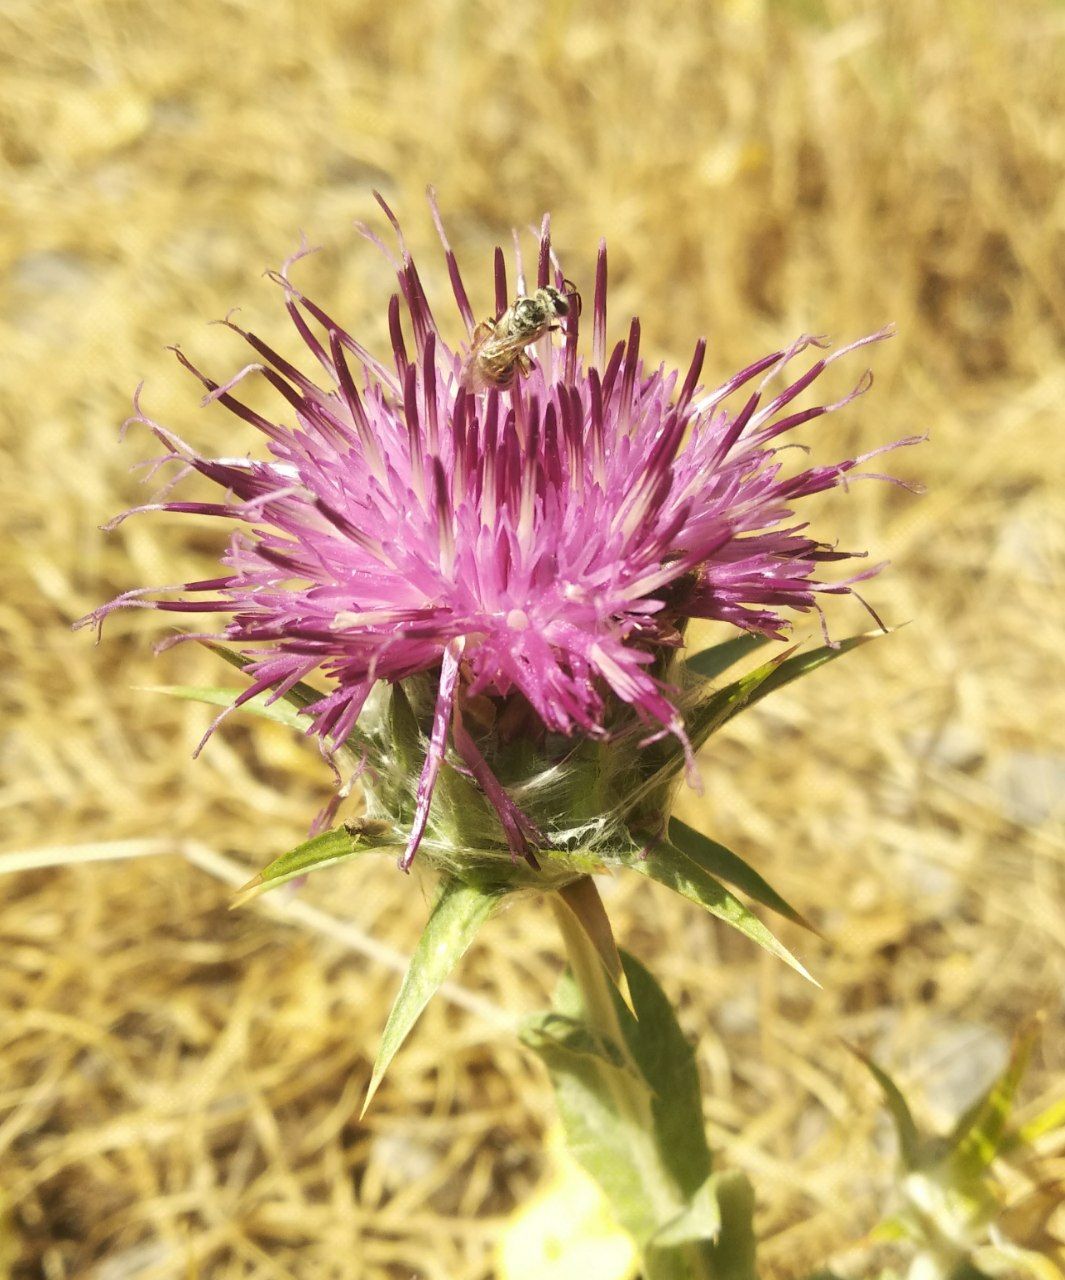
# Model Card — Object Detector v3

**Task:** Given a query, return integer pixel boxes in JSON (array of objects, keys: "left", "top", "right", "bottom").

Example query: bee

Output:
[{"left": 461, "top": 282, "right": 579, "bottom": 391}]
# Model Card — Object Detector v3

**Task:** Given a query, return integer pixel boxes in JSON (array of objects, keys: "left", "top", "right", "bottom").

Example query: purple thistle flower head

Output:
[{"left": 78, "top": 191, "right": 920, "bottom": 881}]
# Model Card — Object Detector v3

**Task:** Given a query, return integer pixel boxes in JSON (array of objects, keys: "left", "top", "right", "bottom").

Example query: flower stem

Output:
[{"left": 549, "top": 882, "right": 716, "bottom": 1280}]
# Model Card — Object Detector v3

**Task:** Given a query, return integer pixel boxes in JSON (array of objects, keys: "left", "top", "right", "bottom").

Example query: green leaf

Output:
[
  {"left": 522, "top": 1000, "right": 667, "bottom": 1248},
  {"left": 948, "top": 1019, "right": 1039, "bottom": 1182},
  {"left": 716, "top": 630, "right": 882, "bottom": 726},
  {"left": 624, "top": 841, "right": 816, "bottom": 983},
  {"left": 688, "top": 630, "right": 883, "bottom": 754},
  {"left": 650, "top": 1174, "right": 721, "bottom": 1249},
  {"left": 685, "top": 632, "right": 771, "bottom": 682},
  {"left": 558, "top": 877, "right": 626, "bottom": 990},
  {"left": 638, "top": 632, "right": 884, "bottom": 793},
  {"left": 616, "top": 951, "right": 712, "bottom": 1200},
  {"left": 195, "top": 641, "right": 374, "bottom": 758},
  {"left": 522, "top": 941, "right": 712, "bottom": 1254},
  {"left": 669, "top": 817, "right": 815, "bottom": 933},
  {"left": 847, "top": 1045, "right": 923, "bottom": 1170},
  {"left": 364, "top": 876, "right": 498, "bottom": 1113},
  {"left": 231, "top": 823, "right": 399, "bottom": 907},
  {"left": 683, "top": 653, "right": 786, "bottom": 754},
  {"left": 204, "top": 641, "right": 327, "bottom": 715},
  {"left": 146, "top": 684, "right": 309, "bottom": 732},
  {"left": 525, "top": 929, "right": 759, "bottom": 1278}
]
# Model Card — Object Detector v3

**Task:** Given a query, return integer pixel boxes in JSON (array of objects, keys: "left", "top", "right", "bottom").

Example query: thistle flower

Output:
[{"left": 78, "top": 192, "right": 919, "bottom": 879}]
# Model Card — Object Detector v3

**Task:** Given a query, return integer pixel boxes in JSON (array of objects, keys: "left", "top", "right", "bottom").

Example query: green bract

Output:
[
  {"left": 156, "top": 629, "right": 881, "bottom": 1103},
  {"left": 167, "top": 629, "right": 879, "bottom": 900}
]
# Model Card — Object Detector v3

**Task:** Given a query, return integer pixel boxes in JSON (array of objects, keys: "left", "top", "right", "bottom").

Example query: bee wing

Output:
[
  {"left": 460, "top": 357, "right": 497, "bottom": 392},
  {"left": 483, "top": 331, "right": 541, "bottom": 359},
  {"left": 461, "top": 325, "right": 539, "bottom": 390},
  {"left": 460, "top": 323, "right": 495, "bottom": 389}
]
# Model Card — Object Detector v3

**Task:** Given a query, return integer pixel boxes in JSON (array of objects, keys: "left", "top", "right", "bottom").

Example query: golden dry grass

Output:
[{"left": 1, "top": 0, "right": 1064, "bottom": 1276}]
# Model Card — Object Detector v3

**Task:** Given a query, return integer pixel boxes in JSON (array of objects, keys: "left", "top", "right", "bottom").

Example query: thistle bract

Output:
[{"left": 79, "top": 192, "right": 919, "bottom": 883}]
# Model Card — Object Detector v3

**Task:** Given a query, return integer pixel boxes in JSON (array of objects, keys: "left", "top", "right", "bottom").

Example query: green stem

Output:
[{"left": 549, "top": 887, "right": 716, "bottom": 1280}]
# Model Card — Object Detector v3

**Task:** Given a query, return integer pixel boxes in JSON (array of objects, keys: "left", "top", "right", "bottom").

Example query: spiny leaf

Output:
[
  {"left": 684, "top": 631, "right": 771, "bottom": 682},
  {"left": 145, "top": 684, "right": 308, "bottom": 732},
  {"left": 644, "top": 631, "right": 886, "bottom": 788},
  {"left": 948, "top": 1018, "right": 1040, "bottom": 1182},
  {"left": 684, "top": 650, "right": 790, "bottom": 754},
  {"left": 363, "top": 876, "right": 499, "bottom": 1114},
  {"left": 204, "top": 641, "right": 327, "bottom": 714},
  {"left": 690, "top": 630, "right": 884, "bottom": 746},
  {"left": 557, "top": 878, "right": 636, "bottom": 1018},
  {"left": 625, "top": 841, "right": 816, "bottom": 983},
  {"left": 669, "top": 817, "right": 816, "bottom": 933},
  {"left": 199, "top": 641, "right": 373, "bottom": 757},
  {"left": 231, "top": 822, "right": 398, "bottom": 907},
  {"left": 716, "top": 630, "right": 884, "bottom": 727},
  {"left": 623, "top": 656, "right": 782, "bottom": 799},
  {"left": 846, "top": 1044, "right": 923, "bottom": 1170}
]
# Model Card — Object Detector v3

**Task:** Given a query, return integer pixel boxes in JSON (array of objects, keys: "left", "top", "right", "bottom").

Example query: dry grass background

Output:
[{"left": 1, "top": 0, "right": 1064, "bottom": 1276}]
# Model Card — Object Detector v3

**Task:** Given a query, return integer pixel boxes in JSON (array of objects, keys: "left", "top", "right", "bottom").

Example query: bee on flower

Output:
[{"left": 461, "top": 281, "right": 578, "bottom": 390}]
